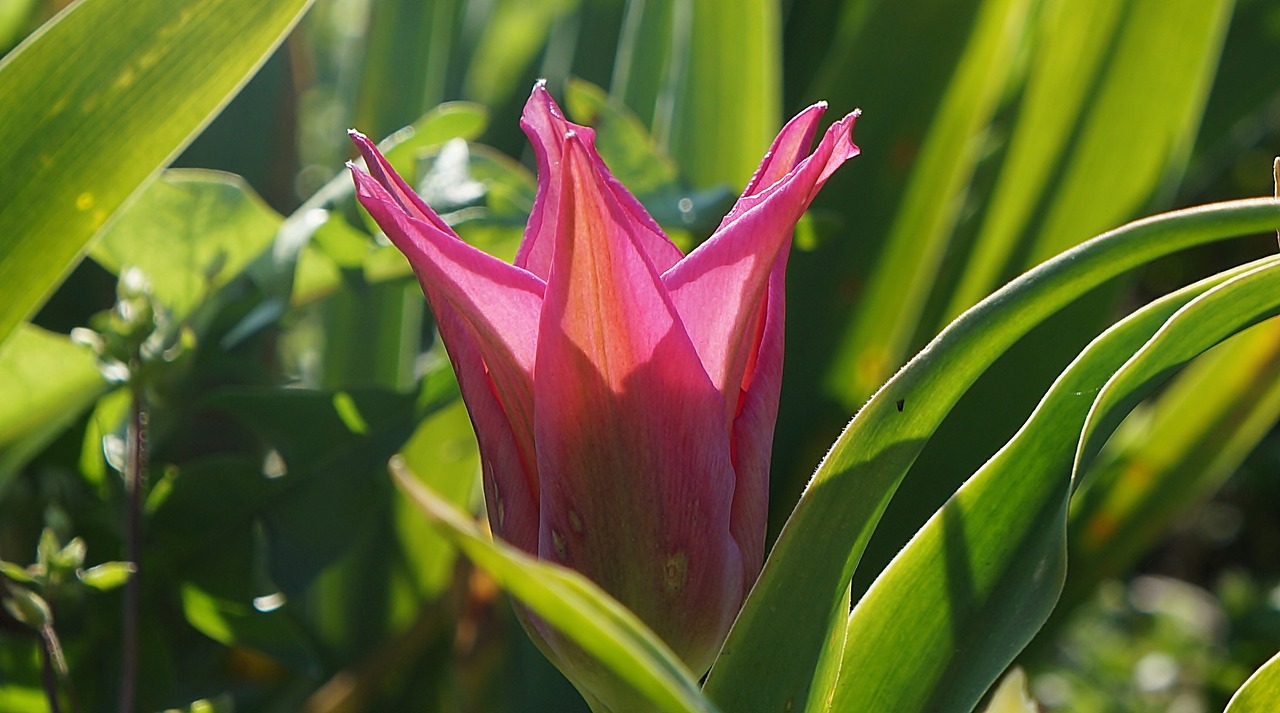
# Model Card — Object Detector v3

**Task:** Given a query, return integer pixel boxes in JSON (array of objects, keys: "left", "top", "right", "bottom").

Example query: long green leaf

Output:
[
  {"left": 942, "top": 0, "right": 1125, "bottom": 317},
  {"left": 830, "top": 255, "right": 1280, "bottom": 712},
  {"left": 1062, "top": 320, "right": 1280, "bottom": 612},
  {"left": 668, "top": 0, "right": 781, "bottom": 189},
  {"left": 1225, "top": 650, "right": 1280, "bottom": 712},
  {"left": 948, "top": 0, "right": 1233, "bottom": 318},
  {"left": 702, "top": 198, "right": 1280, "bottom": 712},
  {"left": 0, "top": 0, "right": 314, "bottom": 347},
  {"left": 829, "top": 0, "right": 1032, "bottom": 404},
  {"left": 390, "top": 459, "right": 716, "bottom": 713}
]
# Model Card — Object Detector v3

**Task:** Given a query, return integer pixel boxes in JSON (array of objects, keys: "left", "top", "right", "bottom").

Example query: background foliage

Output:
[{"left": 1, "top": 0, "right": 1279, "bottom": 711}]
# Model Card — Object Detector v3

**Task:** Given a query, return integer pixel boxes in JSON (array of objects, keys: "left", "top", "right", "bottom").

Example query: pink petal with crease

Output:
[
  {"left": 349, "top": 147, "right": 546, "bottom": 513},
  {"left": 663, "top": 110, "right": 860, "bottom": 407},
  {"left": 516, "top": 82, "right": 683, "bottom": 280},
  {"left": 533, "top": 131, "right": 740, "bottom": 672}
]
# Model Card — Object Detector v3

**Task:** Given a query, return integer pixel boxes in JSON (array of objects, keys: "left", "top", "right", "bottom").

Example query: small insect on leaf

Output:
[{"left": 895, "top": 399, "right": 905, "bottom": 412}]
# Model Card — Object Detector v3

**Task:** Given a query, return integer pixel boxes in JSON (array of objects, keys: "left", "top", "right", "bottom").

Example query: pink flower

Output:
[{"left": 349, "top": 83, "right": 858, "bottom": 674}]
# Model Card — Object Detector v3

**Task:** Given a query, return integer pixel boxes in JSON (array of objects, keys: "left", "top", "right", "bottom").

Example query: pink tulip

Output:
[{"left": 349, "top": 82, "right": 858, "bottom": 675}]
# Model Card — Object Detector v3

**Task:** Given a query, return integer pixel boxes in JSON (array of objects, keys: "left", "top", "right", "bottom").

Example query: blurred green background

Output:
[{"left": 1, "top": 0, "right": 1279, "bottom": 710}]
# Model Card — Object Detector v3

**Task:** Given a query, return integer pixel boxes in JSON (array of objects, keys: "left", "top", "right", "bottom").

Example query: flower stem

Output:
[{"left": 118, "top": 380, "right": 147, "bottom": 713}]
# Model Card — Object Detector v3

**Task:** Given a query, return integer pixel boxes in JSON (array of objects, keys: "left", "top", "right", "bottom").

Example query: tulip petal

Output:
[
  {"left": 662, "top": 110, "right": 859, "bottom": 583},
  {"left": 349, "top": 135, "right": 546, "bottom": 547},
  {"left": 663, "top": 110, "right": 860, "bottom": 405},
  {"left": 741, "top": 102, "right": 827, "bottom": 198},
  {"left": 516, "top": 82, "right": 683, "bottom": 280},
  {"left": 534, "top": 131, "right": 741, "bottom": 671}
]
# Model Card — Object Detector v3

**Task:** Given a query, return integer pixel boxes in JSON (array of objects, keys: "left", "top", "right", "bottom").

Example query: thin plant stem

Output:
[
  {"left": 38, "top": 630, "right": 63, "bottom": 713},
  {"left": 39, "top": 624, "right": 70, "bottom": 713},
  {"left": 117, "top": 380, "right": 147, "bottom": 713}
]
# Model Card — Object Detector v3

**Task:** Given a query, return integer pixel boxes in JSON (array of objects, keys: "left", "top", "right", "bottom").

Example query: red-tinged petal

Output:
[
  {"left": 727, "top": 254, "right": 787, "bottom": 586},
  {"left": 663, "top": 110, "right": 860, "bottom": 407},
  {"left": 349, "top": 156, "right": 546, "bottom": 524},
  {"left": 515, "top": 82, "right": 683, "bottom": 280},
  {"left": 431, "top": 303, "right": 540, "bottom": 553},
  {"left": 534, "top": 131, "right": 741, "bottom": 672},
  {"left": 741, "top": 102, "right": 827, "bottom": 197},
  {"left": 349, "top": 130, "right": 453, "bottom": 234}
]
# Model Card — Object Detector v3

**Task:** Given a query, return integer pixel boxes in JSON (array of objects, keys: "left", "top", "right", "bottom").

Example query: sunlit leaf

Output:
[
  {"left": 0, "top": 0, "right": 314, "bottom": 346},
  {"left": 1225, "top": 650, "right": 1280, "bottom": 713},
  {"left": 0, "top": 325, "right": 107, "bottom": 493},
  {"left": 704, "top": 198, "right": 1280, "bottom": 711}
]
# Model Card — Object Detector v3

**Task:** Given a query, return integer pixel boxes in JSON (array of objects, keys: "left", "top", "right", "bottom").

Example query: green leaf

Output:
[
  {"left": 0, "top": 324, "right": 107, "bottom": 493},
  {"left": 0, "top": 0, "right": 37, "bottom": 50},
  {"left": 949, "top": 0, "right": 1234, "bottom": 316},
  {"left": 463, "top": 0, "right": 580, "bottom": 106},
  {"left": 565, "top": 78, "right": 678, "bottom": 197},
  {"left": 78, "top": 562, "right": 136, "bottom": 591},
  {"left": 1062, "top": 320, "right": 1280, "bottom": 612},
  {"left": 0, "top": 0, "right": 315, "bottom": 347},
  {"left": 390, "top": 459, "right": 717, "bottom": 713},
  {"left": 353, "top": 0, "right": 470, "bottom": 141},
  {"left": 91, "top": 170, "right": 282, "bottom": 325},
  {"left": 179, "top": 582, "right": 318, "bottom": 674},
  {"left": 703, "top": 198, "right": 1280, "bottom": 711},
  {"left": 1, "top": 583, "right": 51, "bottom": 629},
  {"left": 830, "top": 255, "right": 1280, "bottom": 713},
  {"left": 394, "top": 393, "right": 480, "bottom": 599},
  {"left": 830, "top": 0, "right": 1033, "bottom": 404},
  {"left": 669, "top": 0, "right": 781, "bottom": 189},
  {"left": 1225, "top": 650, "right": 1280, "bottom": 713},
  {"left": 1024, "top": 0, "right": 1233, "bottom": 265}
]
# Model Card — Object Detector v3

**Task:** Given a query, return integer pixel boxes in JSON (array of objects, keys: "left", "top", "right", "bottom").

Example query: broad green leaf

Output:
[
  {"left": 830, "top": 0, "right": 1032, "bottom": 404},
  {"left": 802, "top": 582, "right": 851, "bottom": 713},
  {"left": 1062, "top": 320, "right": 1280, "bottom": 611},
  {"left": 669, "top": 0, "right": 781, "bottom": 189},
  {"left": 0, "top": 325, "right": 107, "bottom": 493},
  {"left": 383, "top": 102, "right": 490, "bottom": 178},
  {"left": 0, "top": 0, "right": 314, "bottom": 347},
  {"left": 830, "top": 254, "right": 1280, "bottom": 713},
  {"left": 1225, "top": 650, "right": 1280, "bottom": 713},
  {"left": 91, "top": 170, "right": 282, "bottom": 324},
  {"left": 391, "top": 459, "right": 717, "bottom": 713},
  {"left": 1076, "top": 266, "right": 1280, "bottom": 482},
  {"left": 702, "top": 197, "right": 1280, "bottom": 712}
]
